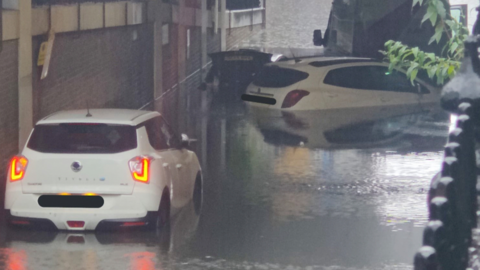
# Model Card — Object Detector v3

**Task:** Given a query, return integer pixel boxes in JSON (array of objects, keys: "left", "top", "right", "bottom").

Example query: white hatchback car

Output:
[
  {"left": 242, "top": 57, "right": 440, "bottom": 110},
  {"left": 4, "top": 109, "right": 202, "bottom": 231}
]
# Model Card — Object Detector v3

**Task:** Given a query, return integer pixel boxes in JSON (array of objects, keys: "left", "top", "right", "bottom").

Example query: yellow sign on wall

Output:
[
  {"left": 37, "top": 42, "right": 48, "bottom": 66},
  {"left": 40, "top": 30, "right": 56, "bottom": 80}
]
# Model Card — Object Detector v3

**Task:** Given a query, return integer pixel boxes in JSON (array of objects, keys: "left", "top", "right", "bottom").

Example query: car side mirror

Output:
[
  {"left": 181, "top": 134, "right": 197, "bottom": 149},
  {"left": 313, "top": 30, "right": 324, "bottom": 46}
]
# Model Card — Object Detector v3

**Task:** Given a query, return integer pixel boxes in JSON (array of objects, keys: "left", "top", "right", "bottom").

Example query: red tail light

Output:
[
  {"left": 281, "top": 90, "right": 310, "bottom": 108},
  {"left": 10, "top": 156, "right": 28, "bottom": 181},
  {"left": 129, "top": 156, "right": 151, "bottom": 183}
]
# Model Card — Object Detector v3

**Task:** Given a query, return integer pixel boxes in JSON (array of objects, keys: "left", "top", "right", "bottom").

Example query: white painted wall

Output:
[{"left": 226, "top": 8, "right": 264, "bottom": 28}]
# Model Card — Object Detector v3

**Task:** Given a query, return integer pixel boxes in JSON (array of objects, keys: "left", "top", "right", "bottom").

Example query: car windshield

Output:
[
  {"left": 1, "top": 0, "right": 477, "bottom": 269},
  {"left": 27, "top": 124, "right": 137, "bottom": 153}
]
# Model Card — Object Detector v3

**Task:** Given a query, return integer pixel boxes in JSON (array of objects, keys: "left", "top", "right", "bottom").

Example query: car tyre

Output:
[{"left": 151, "top": 189, "right": 170, "bottom": 231}]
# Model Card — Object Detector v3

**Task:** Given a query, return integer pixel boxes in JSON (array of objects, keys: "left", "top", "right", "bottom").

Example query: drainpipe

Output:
[
  {"left": 214, "top": 0, "right": 218, "bottom": 34},
  {"left": 220, "top": 0, "right": 226, "bottom": 50},
  {"left": 202, "top": 0, "right": 207, "bottom": 69},
  {"left": 18, "top": 0, "right": 33, "bottom": 149}
]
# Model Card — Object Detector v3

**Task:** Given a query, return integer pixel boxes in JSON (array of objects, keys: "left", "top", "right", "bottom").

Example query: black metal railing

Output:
[{"left": 414, "top": 12, "right": 480, "bottom": 270}]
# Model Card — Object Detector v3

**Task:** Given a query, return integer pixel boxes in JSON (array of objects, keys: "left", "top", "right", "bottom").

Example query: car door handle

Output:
[{"left": 176, "top": 164, "right": 182, "bottom": 169}]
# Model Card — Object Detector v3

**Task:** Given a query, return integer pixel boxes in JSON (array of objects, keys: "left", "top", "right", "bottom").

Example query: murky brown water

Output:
[
  {"left": 0, "top": 99, "right": 449, "bottom": 270},
  {"left": 0, "top": 1, "right": 452, "bottom": 269}
]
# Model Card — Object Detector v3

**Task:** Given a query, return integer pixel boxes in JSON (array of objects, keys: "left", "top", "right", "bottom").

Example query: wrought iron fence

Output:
[{"left": 414, "top": 7, "right": 480, "bottom": 270}]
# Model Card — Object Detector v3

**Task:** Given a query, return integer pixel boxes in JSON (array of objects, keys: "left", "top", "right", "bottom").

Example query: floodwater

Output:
[
  {"left": 0, "top": 100, "right": 450, "bottom": 270},
  {"left": 0, "top": 1, "right": 452, "bottom": 269}
]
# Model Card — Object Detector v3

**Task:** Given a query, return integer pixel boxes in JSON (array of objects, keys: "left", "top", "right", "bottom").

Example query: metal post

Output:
[{"left": 18, "top": 0, "right": 34, "bottom": 148}]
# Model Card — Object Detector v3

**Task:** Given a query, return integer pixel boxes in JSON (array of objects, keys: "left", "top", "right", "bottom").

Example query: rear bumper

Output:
[
  {"left": 6, "top": 192, "right": 160, "bottom": 230},
  {"left": 5, "top": 209, "right": 156, "bottom": 231},
  {"left": 5, "top": 210, "right": 57, "bottom": 230}
]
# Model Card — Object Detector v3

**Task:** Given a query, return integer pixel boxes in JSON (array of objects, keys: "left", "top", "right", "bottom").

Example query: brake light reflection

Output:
[
  {"left": 10, "top": 156, "right": 28, "bottom": 181},
  {"left": 6, "top": 249, "right": 26, "bottom": 270}
]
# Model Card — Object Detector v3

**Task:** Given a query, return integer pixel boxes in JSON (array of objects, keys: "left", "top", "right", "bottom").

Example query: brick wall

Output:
[
  {"left": 0, "top": 40, "right": 19, "bottom": 200},
  {"left": 32, "top": 25, "right": 154, "bottom": 122}
]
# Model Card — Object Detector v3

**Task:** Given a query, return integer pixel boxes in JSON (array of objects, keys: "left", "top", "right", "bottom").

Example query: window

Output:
[
  {"left": 323, "top": 65, "right": 429, "bottom": 94},
  {"left": 253, "top": 66, "right": 309, "bottom": 88},
  {"left": 144, "top": 117, "right": 180, "bottom": 150},
  {"left": 27, "top": 124, "right": 137, "bottom": 154},
  {"left": 450, "top": 5, "right": 468, "bottom": 27}
]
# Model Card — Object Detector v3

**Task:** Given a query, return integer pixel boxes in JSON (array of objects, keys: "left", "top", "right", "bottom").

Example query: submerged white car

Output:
[
  {"left": 4, "top": 109, "right": 202, "bottom": 231},
  {"left": 242, "top": 57, "right": 440, "bottom": 110}
]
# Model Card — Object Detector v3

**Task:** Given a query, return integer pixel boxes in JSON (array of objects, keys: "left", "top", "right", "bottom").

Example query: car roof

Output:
[
  {"left": 272, "top": 56, "right": 378, "bottom": 69},
  {"left": 37, "top": 109, "right": 160, "bottom": 126}
]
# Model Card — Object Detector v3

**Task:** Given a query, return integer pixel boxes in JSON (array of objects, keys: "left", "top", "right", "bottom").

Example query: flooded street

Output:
[
  {"left": 0, "top": 0, "right": 453, "bottom": 269},
  {"left": 0, "top": 100, "right": 450, "bottom": 269}
]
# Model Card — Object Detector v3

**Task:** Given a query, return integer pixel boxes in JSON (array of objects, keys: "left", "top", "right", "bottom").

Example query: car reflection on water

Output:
[
  {"left": 247, "top": 104, "right": 448, "bottom": 150},
  {"left": 0, "top": 201, "right": 200, "bottom": 270}
]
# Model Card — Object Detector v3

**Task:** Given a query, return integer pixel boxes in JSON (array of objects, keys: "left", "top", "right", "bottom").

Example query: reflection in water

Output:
[
  {"left": 127, "top": 252, "right": 156, "bottom": 270},
  {"left": 245, "top": 105, "right": 448, "bottom": 227},
  {"left": 0, "top": 202, "right": 199, "bottom": 270},
  {"left": 248, "top": 105, "right": 446, "bottom": 149},
  {"left": 3, "top": 249, "right": 26, "bottom": 270}
]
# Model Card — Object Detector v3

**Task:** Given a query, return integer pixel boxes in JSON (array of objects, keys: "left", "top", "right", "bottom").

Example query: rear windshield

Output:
[
  {"left": 27, "top": 123, "right": 137, "bottom": 153},
  {"left": 253, "top": 66, "right": 309, "bottom": 88}
]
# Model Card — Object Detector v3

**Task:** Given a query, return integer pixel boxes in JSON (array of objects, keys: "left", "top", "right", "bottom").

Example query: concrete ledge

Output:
[
  {"left": 80, "top": 3, "right": 103, "bottom": 30},
  {"left": 3, "top": 10, "right": 19, "bottom": 41},
  {"left": 32, "top": 7, "right": 49, "bottom": 36},
  {"left": 51, "top": 5, "right": 78, "bottom": 33},
  {"left": 105, "top": 2, "right": 127, "bottom": 27}
]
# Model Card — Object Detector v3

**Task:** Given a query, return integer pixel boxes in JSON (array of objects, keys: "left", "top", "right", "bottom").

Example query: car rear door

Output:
[
  {"left": 366, "top": 65, "right": 421, "bottom": 106},
  {"left": 143, "top": 117, "right": 186, "bottom": 209},
  {"left": 321, "top": 65, "right": 385, "bottom": 109},
  {"left": 158, "top": 118, "right": 194, "bottom": 205}
]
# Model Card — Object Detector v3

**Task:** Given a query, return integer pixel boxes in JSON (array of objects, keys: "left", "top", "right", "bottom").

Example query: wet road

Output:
[
  {"left": 0, "top": 99, "right": 450, "bottom": 270},
  {"left": 0, "top": 1, "right": 452, "bottom": 268}
]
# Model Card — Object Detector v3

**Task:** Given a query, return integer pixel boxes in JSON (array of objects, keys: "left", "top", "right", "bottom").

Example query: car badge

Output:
[{"left": 71, "top": 161, "right": 82, "bottom": 173}]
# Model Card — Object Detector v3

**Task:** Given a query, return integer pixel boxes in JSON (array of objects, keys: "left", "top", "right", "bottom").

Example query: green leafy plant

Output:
[{"left": 381, "top": 0, "right": 469, "bottom": 85}]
